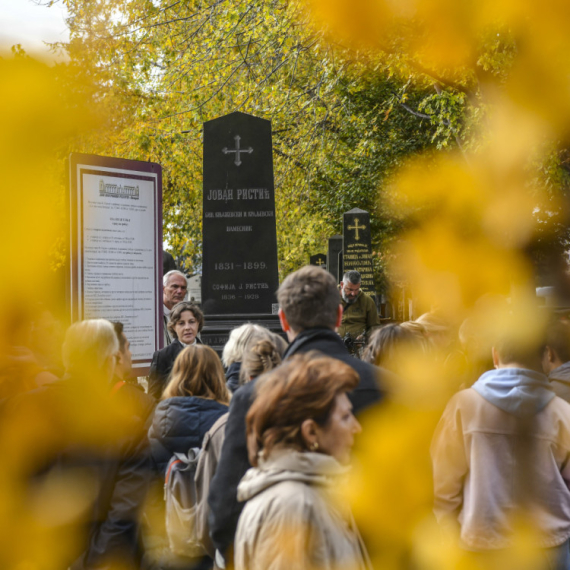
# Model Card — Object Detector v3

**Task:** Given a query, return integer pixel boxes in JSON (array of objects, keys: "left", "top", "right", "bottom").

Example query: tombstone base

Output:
[{"left": 200, "top": 313, "right": 284, "bottom": 356}]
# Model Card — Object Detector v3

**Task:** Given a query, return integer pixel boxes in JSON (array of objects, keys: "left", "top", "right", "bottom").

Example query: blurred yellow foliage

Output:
[
  {"left": 306, "top": 0, "right": 570, "bottom": 568},
  {"left": 0, "top": 53, "right": 138, "bottom": 569}
]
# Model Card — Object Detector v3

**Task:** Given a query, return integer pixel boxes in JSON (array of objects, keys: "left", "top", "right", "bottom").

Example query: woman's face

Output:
[
  {"left": 315, "top": 393, "right": 361, "bottom": 465},
  {"left": 174, "top": 310, "right": 199, "bottom": 344}
]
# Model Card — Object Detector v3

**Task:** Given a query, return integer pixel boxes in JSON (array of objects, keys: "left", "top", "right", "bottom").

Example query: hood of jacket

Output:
[
  {"left": 472, "top": 368, "right": 555, "bottom": 418},
  {"left": 148, "top": 396, "right": 228, "bottom": 472},
  {"left": 237, "top": 449, "right": 348, "bottom": 503},
  {"left": 549, "top": 361, "right": 570, "bottom": 385}
]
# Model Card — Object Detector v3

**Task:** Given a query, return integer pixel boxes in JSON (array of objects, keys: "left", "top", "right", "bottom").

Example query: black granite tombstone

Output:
[
  {"left": 201, "top": 111, "right": 281, "bottom": 352},
  {"left": 310, "top": 253, "right": 327, "bottom": 268},
  {"left": 327, "top": 235, "right": 343, "bottom": 282},
  {"left": 342, "top": 208, "right": 375, "bottom": 294}
]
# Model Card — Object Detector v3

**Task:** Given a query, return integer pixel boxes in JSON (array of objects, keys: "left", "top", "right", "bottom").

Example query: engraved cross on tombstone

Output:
[
  {"left": 347, "top": 217, "right": 366, "bottom": 241},
  {"left": 310, "top": 253, "right": 327, "bottom": 268},
  {"left": 222, "top": 135, "right": 253, "bottom": 166}
]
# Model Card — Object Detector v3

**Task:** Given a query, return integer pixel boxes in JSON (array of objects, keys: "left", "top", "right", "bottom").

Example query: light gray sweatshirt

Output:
[{"left": 432, "top": 369, "right": 570, "bottom": 550}]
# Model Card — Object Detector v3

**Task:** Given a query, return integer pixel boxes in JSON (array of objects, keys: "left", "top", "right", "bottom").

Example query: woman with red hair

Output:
[{"left": 234, "top": 352, "right": 370, "bottom": 570}]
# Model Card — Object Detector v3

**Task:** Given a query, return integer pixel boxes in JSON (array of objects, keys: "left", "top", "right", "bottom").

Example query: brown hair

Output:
[
  {"left": 276, "top": 266, "right": 340, "bottom": 332},
  {"left": 246, "top": 352, "right": 359, "bottom": 466},
  {"left": 239, "top": 339, "right": 283, "bottom": 385},
  {"left": 363, "top": 323, "right": 426, "bottom": 372},
  {"left": 162, "top": 344, "right": 230, "bottom": 404},
  {"left": 167, "top": 302, "right": 204, "bottom": 339}
]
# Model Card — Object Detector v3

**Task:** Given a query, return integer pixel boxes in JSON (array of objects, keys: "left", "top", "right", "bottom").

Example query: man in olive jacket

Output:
[
  {"left": 207, "top": 266, "right": 384, "bottom": 565},
  {"left": 338, "top": 270, "right": 379, "bottom": 339}
]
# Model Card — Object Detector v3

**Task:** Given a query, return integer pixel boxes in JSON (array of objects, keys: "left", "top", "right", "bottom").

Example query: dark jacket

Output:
[
  {"left": 112, "top": 377, "right": 156, "bottom": 429},
  {"left": 148, "top": 396, "right": 228, "bottom": 474},
  {"left": 148, "top": 340, "right": 184, "bottom": 400},
  {"left": 148, "top": 339, "right": 203, "bottom": 400},
  {"left": 282, "top": 328, "right": 383, "bottom": 413},
  {"left": 225, "top": 361, "right": 242, "bottom": 393},
  {"left": 10, "top": 377, "right": 152, "bottom": 570},
  {"left": 208, "top": 327, "right": 384, "bottom": 559}
]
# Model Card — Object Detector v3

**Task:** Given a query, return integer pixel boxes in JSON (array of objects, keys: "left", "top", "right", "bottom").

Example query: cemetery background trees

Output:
[
  {"left": 55, "top": 0, "right": 570, "bottom": 290},
  {"left": 52, "top": 0, "right": 455, "bottom": 286},
  {"left": 47, "top": 0, "right": 570, "bottom": 288}
]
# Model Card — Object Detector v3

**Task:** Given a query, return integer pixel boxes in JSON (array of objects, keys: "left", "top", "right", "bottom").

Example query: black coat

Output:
[
  {"left": 207, "top": 327, "right": 385, "bottom": 558},
  {"left": 10, "top": 377, "right": 152, "bottom": 570},
  {"left": 148, "top": 396, "right": 228, "bottom": 474},
  {"left": 148, "top": 338, "right": 203, "bottom": 400},
  {"left": 225, "top": 361, "right": 241, "bottom": 393}
]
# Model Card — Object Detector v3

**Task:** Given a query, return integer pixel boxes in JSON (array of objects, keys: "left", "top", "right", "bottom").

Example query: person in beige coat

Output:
[
  {"left": 432, "top": 329, "right": 570, "bottom": 566},
  {"left": 234, "top": 353, "right": 371, "bottom": 570}
]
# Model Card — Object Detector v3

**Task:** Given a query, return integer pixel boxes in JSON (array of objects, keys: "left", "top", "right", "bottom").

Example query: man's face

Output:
[
  {"left": 116, "top": 333, "right": 133, "bottom": 380},
  {"left": 164, "top": 274, "right": 187, "bottom": 309},
  {"left": 341, "top": 280, "right": 361, "bottom": 304}
]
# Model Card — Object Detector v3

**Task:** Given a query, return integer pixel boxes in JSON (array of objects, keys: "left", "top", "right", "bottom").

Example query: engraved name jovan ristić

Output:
[
  {"left": 222, "top": 135, "right": 253, "bottom": 167},
  {"left": 202, "top": 111, "right": 279, "bottom": 317}
]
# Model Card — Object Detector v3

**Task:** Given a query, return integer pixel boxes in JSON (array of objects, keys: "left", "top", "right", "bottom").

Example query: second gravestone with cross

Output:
[
  {"left": 201, "top": 111, "right": 282, "bottom": 352},
  {"left": 343, "top": 208, "right": 375, "bottom": 295},
  {"left": 310, "top": 253, "right": 327, "bottom": 269}
]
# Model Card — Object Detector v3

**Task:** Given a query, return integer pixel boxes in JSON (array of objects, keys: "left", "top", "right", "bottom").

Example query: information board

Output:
[{"left": 69, "top": 153, "right": 162, "bottom": 374}]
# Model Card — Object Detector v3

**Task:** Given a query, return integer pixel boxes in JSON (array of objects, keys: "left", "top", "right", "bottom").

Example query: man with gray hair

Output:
[
  {"left": 338, "top": 270, "right": 379, "bottom": 338},
  {"left": 163, "top": 269, "right": 188, "bottom": 345}
]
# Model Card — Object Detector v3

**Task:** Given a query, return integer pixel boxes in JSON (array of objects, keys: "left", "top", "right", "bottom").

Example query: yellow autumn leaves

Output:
[{"left": 305, "top": 0, "right": 570, "bottom": 569}]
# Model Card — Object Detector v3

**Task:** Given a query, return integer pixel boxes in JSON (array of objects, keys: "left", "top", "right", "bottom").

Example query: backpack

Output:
[{"left": 164, "top": 447, "right": 205, "bottom": 558}]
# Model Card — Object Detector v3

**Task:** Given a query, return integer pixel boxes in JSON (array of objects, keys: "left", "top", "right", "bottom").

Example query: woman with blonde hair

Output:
[
  {"left": 222, "top": 323, "right": 276, "bottom": 392},
  {"left": 148, "top": 344, "right": 230, "bottom": 474},
  {"left": 239, "top": 336, "right": 286, "bottom": 385}
]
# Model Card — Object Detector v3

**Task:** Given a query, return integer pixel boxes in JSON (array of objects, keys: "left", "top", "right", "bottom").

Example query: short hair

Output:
[
  {"left": 277, "top": 266, "right": 340, "bottom": 332},
  {"left": 167, "top": 302, "right": 204, "bottom": 338},
  {"left": 342, "top": 270, "right": 361, "bottom": 285},
  {"left": 112, "top": 321, "right": 127, "bottom": 352},
  {"left": 62, "top": 319, "right": 118, "bottom": 375},
  {"left": 239, "top": 339, "right": 283, "bottom": 385},
  {"left": 246, "top": 353, "right": 359, "bottom": 466},
  {"left": 163, "top": 270, "right": 188, "bottom": 288},
  {"left": 222, "top": 323, "right": 272, "bottom": 367},
  {"left": 494, "top": 316, "right": 546, "bottom": 368},
  {"left": 163, "top": 344, "right": 230, "bottom": 404},
  {"left": 545, "top": 319, "right": 570, "bottom": 363},
  {"left": 363, "top": 323, "right": 426, "bottom": 372}
]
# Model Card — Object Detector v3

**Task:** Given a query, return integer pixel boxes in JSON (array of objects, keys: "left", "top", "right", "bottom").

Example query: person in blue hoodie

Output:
[
  {"left": 431, "top": 323, "right": 570, "bottom": 568},
  {"left": 146, "top": 344, "right": 230, "bottom": 570}
]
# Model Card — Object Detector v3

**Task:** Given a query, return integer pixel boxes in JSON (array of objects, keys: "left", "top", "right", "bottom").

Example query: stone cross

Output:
[
  {"left": 222, "top": 135, "right": 253, "bottom": 166},
  {"left": 347, "top": 218, "right": 366, "bottom": 241}
]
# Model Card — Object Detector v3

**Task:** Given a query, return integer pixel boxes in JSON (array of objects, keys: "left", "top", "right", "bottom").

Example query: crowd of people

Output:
[{"left": 4, "top": 265, "right": 570, "bottom": 569}]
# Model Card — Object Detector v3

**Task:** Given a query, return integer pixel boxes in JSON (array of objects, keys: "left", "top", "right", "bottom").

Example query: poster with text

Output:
[{"left": 69, "top": 154, "right": 162, "bottom": 375}]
